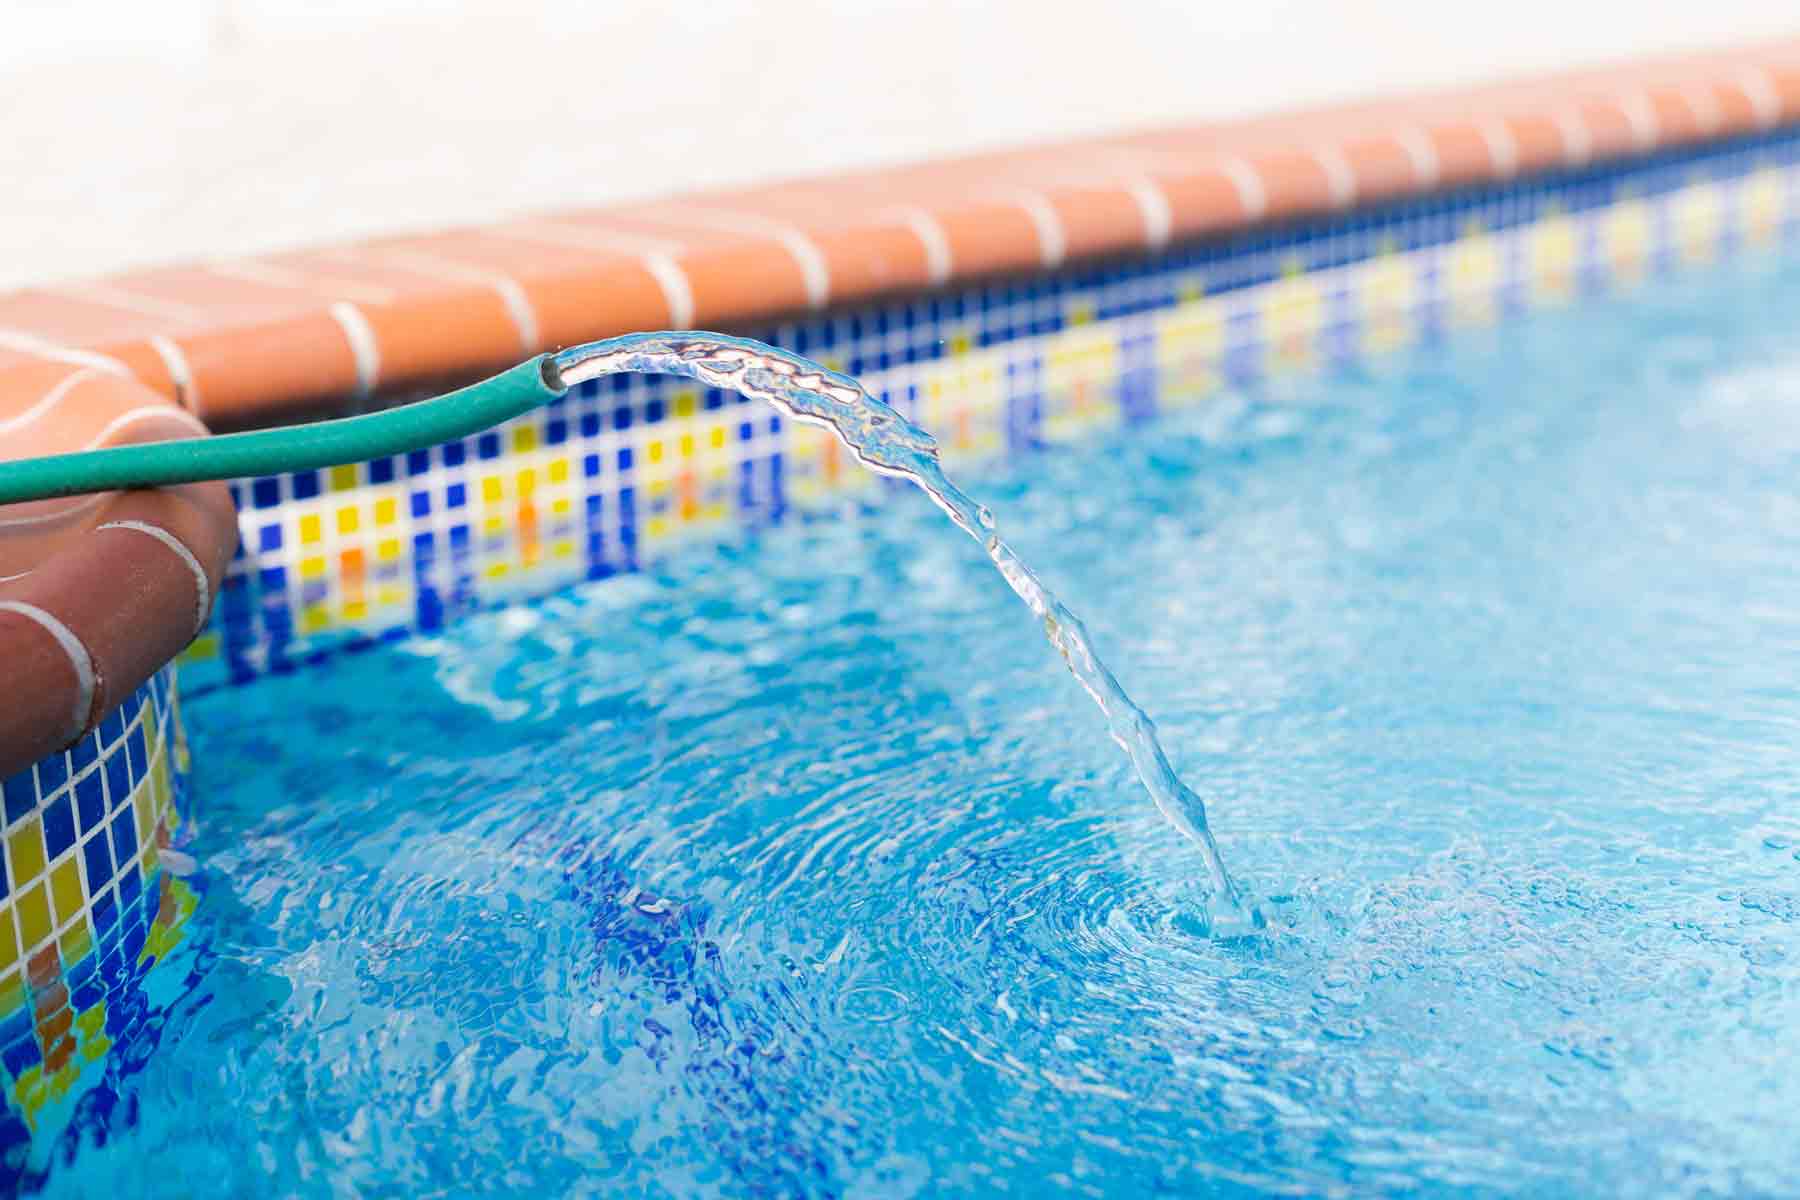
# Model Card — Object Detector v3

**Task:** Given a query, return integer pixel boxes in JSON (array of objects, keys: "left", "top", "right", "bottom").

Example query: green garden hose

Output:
[
  {"left": 0, "top": 330, "right": 940, "bottom": 507},
  {"left": 0, "top": 357, "right": 561, "bottom": 506}
]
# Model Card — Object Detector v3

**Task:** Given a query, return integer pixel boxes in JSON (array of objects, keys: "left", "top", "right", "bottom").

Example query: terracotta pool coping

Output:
[
  {"left": 2, "top": 35, "right": 1799, "bottom": 776},
  {"left": 0, "top": 363, "right": 235, "bottom": 775}
]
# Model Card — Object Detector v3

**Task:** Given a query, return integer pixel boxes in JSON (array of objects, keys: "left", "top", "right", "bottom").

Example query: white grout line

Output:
[
  {"left": 882, "top": 206, "right": 955, "bottom": 286},
  {"left": 89, "top": 403, "right": 208, "bottom": 448},
  {"left": 0, "top": 330, "right": 130, "bottom": 377},
  {"left": 1475, "top": 117, "right": 1519, "bottom": 178},
  {"left": 0, "top": 492, "right": 108, "bottom": 530},
  {"left": 1737, "top": 66, "right": 1781, "bottom": 129},
  {"left": 330, "top": 247, "right": 541, "bottom": 355},
  {"left": 1311, "top": 146, "right": 1358, "bottom": 208},
  {"left": 488, "top": 277, "right": 542, "bottom": 353},
  {"left": 995, "top": 190, "right": 1068, "bottom": 270},
  {"left": 496, "top": 221, "right": 689, "bottom": 258},
  {"left": 1117, "top": 175, "right": 1174, "bottom": 249},
  {"left": 1394, "top": 128, "right": 1441, "bottom": 188},
  {"left": 1681, "top": 83, "right": 1723, "bottom": 136},
  {"left": 146, "top": 334, "right": 200, "bottom": 415},
  {"left": 638, "top": 258, "right": 698, "bottom": 328},
  {"left": 1618, "top": 90, "right": 1661, "bottom": 151},
  {"left": 491, "top": 223, "right": 696, "bottom": 328},
  {"left": 0, "top": 366, "right": 97, "bottom": 435},
  {"left": 1552, "top": 107, "right": 1594, "bottom": 167},
  {"left": 328, "top": 301, "right": 382, "bottom": 400},
  {"left": 98, "top": 520, "right": 212, "bottom": 635},
  {"left": 489, "top": 278, "right": 543, "bottom": 354},
  {"left": 1217, "top": 157, "right": 1268, "bottom": 221},
  {"left": 654, "top": 206, "right": 832, "bottom": 310},
  {"left": 42, "top": 282, "right": 209, "bottom": 326},
  {"left": 0, "top": 600, "right": 94, "bottom": 740},
  {"left": 206, "top": 259, "right": 397, "bottom": 307}
]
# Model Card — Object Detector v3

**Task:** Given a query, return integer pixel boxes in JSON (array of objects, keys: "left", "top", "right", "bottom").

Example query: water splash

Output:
[{"left": 550, "top": 332, "right": 1257, "bottom": 933}]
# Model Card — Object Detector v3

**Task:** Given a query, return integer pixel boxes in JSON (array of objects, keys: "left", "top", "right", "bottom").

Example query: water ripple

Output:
[{"left": 26, "top": 263, "right": 1800, "bottom": 1196}]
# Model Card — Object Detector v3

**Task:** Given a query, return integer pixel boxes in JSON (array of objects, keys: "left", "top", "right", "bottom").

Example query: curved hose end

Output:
[{"left": 538, "top": 353, "right": 569, "bottom": 395}]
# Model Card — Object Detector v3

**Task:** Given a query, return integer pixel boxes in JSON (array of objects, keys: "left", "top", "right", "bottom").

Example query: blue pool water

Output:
[{"left": 34, "top": 263, "right": 1800, "bottom": 1196}]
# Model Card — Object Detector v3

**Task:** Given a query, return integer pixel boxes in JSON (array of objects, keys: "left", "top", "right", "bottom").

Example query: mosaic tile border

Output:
[
  {"left": 7, "top": 42, "right": 1800, "bottom": 776},
  {"left": 183, "top": 127, "right": 1800, "bottom": 690},
  {"left": 0, "top": 667, "right": 193, "bottom": 1137}
]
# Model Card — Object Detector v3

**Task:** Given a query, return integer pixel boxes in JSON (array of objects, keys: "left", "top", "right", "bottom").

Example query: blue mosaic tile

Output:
[
  {"left": 34, "top": 753, "right": 67, "bottom": 804},
  {"left": 103, "top": 750, "right": 129, "bottom": 810},
  {"left": 91, "top": 887, "right": 118, "bottom": 936},
  {"left": 83, "top": 832, "right": 113, "bottom": 890},
  {"left": 117, "top": 863, "right": 142, "bottom": 913},
  {"left": 0, "top": 1039, "right": 39, "bottom": 1079},
  {"left": 0, "top": 1009, "right": 31, "bottom": 1052},
  {"left": 110, "top": 808, "right": 139, "bottom": 868},
  {"left": 43, "top": 794, "right": 76, "bottom": 861},
  {"left": 75, "top": 771, "right": 106, "bottom": 836},
  {"left": 68, "top": 732, "right": 100, "bottom": 777},
  {"left": 1, "top": 772, "right": 34, "bottom": 827}
]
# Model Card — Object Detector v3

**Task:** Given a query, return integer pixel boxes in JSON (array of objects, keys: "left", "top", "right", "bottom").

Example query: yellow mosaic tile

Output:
[
  {"left": 8, "top": 819, "right": 45, "bottom": 887},
  {"left": 1531, "top": 216, "right": 1579, "bottom": 302},
  {"left": 74, "top": 1005, "right": 104, "bottom": 1039},
  {"left": 1265, "top": 272, "right": 1324, "bottom": 369},
  {"left": 1361, "top": 254, "right": 1415, "bottom": 356},
  {"left": 1449, "top": 227, "right": 1501, "bottom": 326},
  {"left": 50, "top": 860, "right": 83, "bottom": 925},
  {"left": 1673, "top": 181, "right": 1724, "bottom": 265},
  {"left": 177, "top": 632, "right": 221, "bottom": 664},
  {"left": 58, "top": 920, "right": 91, "bottom": 964},
  {"left": 1606, "top": 200, "right": 1654, "bottom": 281},
  {"left": 0, "top": 910, "right": 17, "bottom": 972},
  {"left": 1744, "top": 168, "right": 1785, "bottom": 243},
  {"left": 0, "top": 971, "right": 22, "bottom": 1017},
  {"left": 134, "top": 790, "right": 153, "bottom": 847},
  {"left": 15, "top": 885, "right": 51, "bottom": 951}
]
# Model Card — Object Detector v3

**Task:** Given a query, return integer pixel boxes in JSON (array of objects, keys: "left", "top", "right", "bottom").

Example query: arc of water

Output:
[{"left": 551, "top": 333, "right": 1253, "bottom": 931}]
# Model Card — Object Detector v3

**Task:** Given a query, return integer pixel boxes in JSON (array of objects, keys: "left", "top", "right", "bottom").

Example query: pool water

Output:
[{"left": 35, "top": 262, "right": 1800, "bottom": 1196}]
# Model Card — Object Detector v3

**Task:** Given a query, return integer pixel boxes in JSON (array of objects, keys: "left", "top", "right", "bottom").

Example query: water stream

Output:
[{"left": 548, "top": 332, "right": 1257, "bottom": 934}]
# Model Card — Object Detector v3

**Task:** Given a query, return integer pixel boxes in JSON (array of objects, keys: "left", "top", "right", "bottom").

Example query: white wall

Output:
[{"left": 3, "top": 0, "right": 1795, "bottom": 290}]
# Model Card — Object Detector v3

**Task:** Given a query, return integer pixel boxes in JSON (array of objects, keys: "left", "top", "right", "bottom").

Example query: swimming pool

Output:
[{"left": 16, "top": 257, "right": 1795, "bottom": 1194}]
